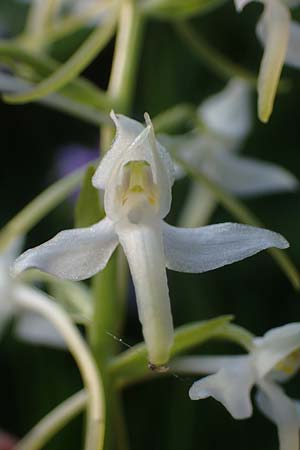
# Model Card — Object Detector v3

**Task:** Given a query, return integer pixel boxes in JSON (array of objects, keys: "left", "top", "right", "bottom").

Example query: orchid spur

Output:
[
  {"left": 234, "top": 0, "right": 300, "bottom": 122},
  {"left": 13, "top": 112, "right": 289, "bottom": 367},
  {"left": 175, "top": 323, "right": 300, "bottom": 450},
  {"left": 161, "top": 79, "right": 297, "bottom": 228}
]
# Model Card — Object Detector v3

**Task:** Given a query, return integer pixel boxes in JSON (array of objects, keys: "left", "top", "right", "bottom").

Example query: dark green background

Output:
[{"left": 1, "top": 1, "right": 300, "bottom": 449}]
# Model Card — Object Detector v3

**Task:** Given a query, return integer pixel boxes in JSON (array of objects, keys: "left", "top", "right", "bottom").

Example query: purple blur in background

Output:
[
  {"left": 54, "top": 144, "right": 99, "bottom": 201},
  {"left": 55, "top": 144, "right": 99, "bottom": 178}
]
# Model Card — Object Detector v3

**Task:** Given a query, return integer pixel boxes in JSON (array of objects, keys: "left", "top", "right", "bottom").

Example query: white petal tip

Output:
[
  {"left": 275, "top": 235, "right": 290, "bottom": 250},
  {"left": 110, "top": 110, "right": 118, "bottom": 123},
  {"left": 189, "top": 383, "right": 208, "bottom": 400},
  {"left": 144, "top": 112, "right": 152, "bottom": 126},
  {"left": 234, "top": 0, "right": 251, "bottom": 12}
]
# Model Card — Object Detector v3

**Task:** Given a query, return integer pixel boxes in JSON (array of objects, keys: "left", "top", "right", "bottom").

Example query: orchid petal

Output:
[
  {"left": 172, "top": 355, "right": 249, "bottom": 374},
  {"left": 92, "top": 112, "right": 144, "bottom": 191},
  {"left": 15, "top": 312, "right": 66, "bottom": 349},
  {"left": 163, "top": 222, "right": 288, "bottom": 273},
  {"left": 189, "top": 357, "right": 255, "bottom": 419},
  {"left": 96, "top": 114, "right": 174, "bottom": 221},
  {"left": 256, "top": 381, "right": 299, "bottom": 450},
  {"left": 256, "top": 2, "right": 290, "bottom": 122},
  {"left": 12, "top": 217, "right": 118, "bottom": 281},
  {"left": 93, "top": 113, "right": 174, "bottom": 203},
  {"left": 145, "top": 114, "right": 175, "bottom": 218},
  {"left": 253, "top": 323, "right": 300, "bottom": 377},
  {"left": 213, "top": 152, "right": 298, "bottom": 196},
  {"left": 285, "top": 21, "right": 300, "bottom": 69},
  {"left": 116, "top": 217, "right": 173, "bottom": 366},
  {"left": 198, "top": 78, "right": 252, "bottom": 139}
]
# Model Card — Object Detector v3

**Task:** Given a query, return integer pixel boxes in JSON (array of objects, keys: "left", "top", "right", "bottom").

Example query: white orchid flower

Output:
[
  {"left": 13, "top": 112, "right": 289, "bottom": 367},
  {"left": 234, "top": 0, "right": 300, "bottom": 122},
  {"left": 0, "top": 238, "right": 64, "bottom": 348},
  {"left": 161, "top": 79, "right": 297, "bottom": 227},
  {"left": 174, "top": 323, "right": 300, "bottom": 450}
]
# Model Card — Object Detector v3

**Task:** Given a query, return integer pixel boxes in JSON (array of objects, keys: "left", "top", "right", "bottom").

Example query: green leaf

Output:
[
  {"left": 75, "top": 165, "right": 103, "bottom": 228},
  {"left": 108, "top": 315, "right": 233, "bottom": 387},
  {"left": 143, "top": 0, "right": 225, "bottom": 19},
  {"left": 3, "top": 16, "right": 116, "bottom": 104}
]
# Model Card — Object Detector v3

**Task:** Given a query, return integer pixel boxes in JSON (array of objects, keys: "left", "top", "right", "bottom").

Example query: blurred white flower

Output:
[
  {"left": 161, "top": 79, "right": 297, "bottom": 227},
  {"left": 234, "top": 0, "right": 300, "bottom": 122},
  {"left": 13, "top": 112, "right": 289, "bottom": 367},
  {"left": 176, "top": 323, "right": 300, "bottom": 450},
  {"left": 0, "top": 238, "right": 64, "bottom": 348}
]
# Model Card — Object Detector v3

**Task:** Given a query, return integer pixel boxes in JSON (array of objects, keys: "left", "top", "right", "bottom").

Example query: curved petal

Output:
[
  {"left": 198, "top": 78, "right": 252, "bottom": 139},
  {"left": 100, "top": 115, "right": 174, "bottom": 222},
  {"left": 116, "top": 217, "right": 173, "bottom": 366},
  {"left": 213, "top": 151, "right": 298, "bottom": 196},
  {"left": 256, "top": 2, "right": 290, "bottom": 122},
  {"left": 93, "top": 114, "right": 174, "bottom": 208},
  {"left": 15, "top": 312, "right": 66, "bottom": 349},
  {"left": 92, "top": 112, "right": 144, "bottom": 191},
  {"left": 163, "top": 222, "right": 289, "bottom": 273},
  {"left": 256, "top": 381, "right": 299, "bottom": 450},
  {"left": 285, "top": 21, "right": 300, "bottom": 68},
  {"left": 189, "top": 357, "right": 255, "bottom": 419},
  {"left": 12, "top": 217, "right": 118, "bottom": 281},
  {"left": 172, "top": 355, "right": 249, "bottom": 374},
  {"left": 253, "top": 323, "right": 300, "bottom": 378}
]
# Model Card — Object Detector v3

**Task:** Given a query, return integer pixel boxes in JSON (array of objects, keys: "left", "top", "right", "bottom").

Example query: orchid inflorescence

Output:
[{"left": 0, "top": 1, "right": 300, "bottom": 450}]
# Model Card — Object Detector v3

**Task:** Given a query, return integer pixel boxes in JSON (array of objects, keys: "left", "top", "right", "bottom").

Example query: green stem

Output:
[
  {"left": 0, "top": 73, "right": 109, "bottom": 126},
  {"left": 24, "top": 0, "right": 59, "bottom": 41},
  {"left": 15, "top": 390, "right": 87, "bottom": 450},
  {"left": 152, "top": 103, "right": 197, "bottom": 133},
  {"left": 174, "top": 22, "right": 290, "bottom": 92},
  {"left": 0, "top": 40, "right": 114, "bottom": 110},
  {"left": 4, "top": 17, "right": 117, "bottom": 104},
  {"left": 14, "top": 285, "right": 105, "bottom": 450},
  {"left": 175, "top": 156, "right": 300, "bottom": 290},
  {"left": 175, "top": 22, "right": 257, "bottom": 85},
  {"left": 0, "top": 161, "right": 98, "bottom": 252},
  {"left": 108, "top": 319, "right": 253, "bottom": 387},
  {"left": 108, "top": 316, "right": 233, "bottom": 387},
  {"left": 91, "top": 3, "right": 145, "bottom": 450},
  {"left": 108, "top": 0, "right": 144, "bottom": 113},
  {"left": 22, "top": 1, "right": 113, "bottom": 48}
]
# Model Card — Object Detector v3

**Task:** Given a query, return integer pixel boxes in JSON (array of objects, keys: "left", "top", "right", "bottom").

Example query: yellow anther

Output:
[
  {"left": 275, "top": 349, "right": 300, "bottom": 376},
  {"left": 121, "top": 160, "right": 158, "bottom": 207}
]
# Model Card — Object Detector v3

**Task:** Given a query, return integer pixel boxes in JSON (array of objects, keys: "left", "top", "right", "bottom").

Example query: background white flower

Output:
[
  {"left": 0, "top": 238, "right": 65, "bottom": 348},
  {"left": 174, "top": 323, "right": 300, "bottom": 450},
  {"left": 160, "top": 79, "right": 298, "bottom": 227}
]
